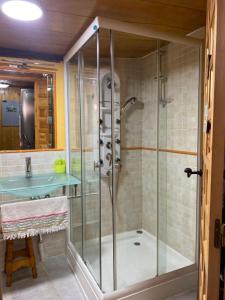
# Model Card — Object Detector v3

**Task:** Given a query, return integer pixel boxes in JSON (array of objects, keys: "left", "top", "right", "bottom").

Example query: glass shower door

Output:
[
  {"left": 112, "top": 30, "right": 158, "bottom": 289},
  {"left": 80, "top": 33, "right": 101, "bottom": 286},
  {"left": 67, "top": 53, "right": 83, "bottom": 256},
  {"left": 157, "top": 41, "right": 200, "bottom": 275}
]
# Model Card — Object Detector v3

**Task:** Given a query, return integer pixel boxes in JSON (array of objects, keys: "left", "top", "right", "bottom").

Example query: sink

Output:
[
  {"left": 1, "top": 174, "right": 56, "bottom": 189},
  {"left": 0, "top": 173, "right": 81, "bottom": 198}
]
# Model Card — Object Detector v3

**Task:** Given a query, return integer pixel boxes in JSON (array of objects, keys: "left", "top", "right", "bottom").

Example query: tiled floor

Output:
[
  {"left": 1, "top": 255, "right": 86, "bottom": 300},
  {"left": 0, "top": 253, "right": 196, "bottom": 300}
]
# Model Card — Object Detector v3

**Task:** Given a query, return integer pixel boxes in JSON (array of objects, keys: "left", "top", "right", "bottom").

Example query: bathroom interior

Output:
[{"left": 0, "top": 1, "right": 205, "bottom": 300}]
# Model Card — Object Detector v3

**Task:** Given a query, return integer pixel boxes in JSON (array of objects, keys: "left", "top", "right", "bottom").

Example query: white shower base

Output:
[{"left": 85, "top": 230, "right": 193, "bottom": 293}]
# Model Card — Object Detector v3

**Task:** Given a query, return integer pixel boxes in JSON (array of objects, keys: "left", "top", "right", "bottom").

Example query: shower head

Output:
[{"left": 121, "top": 97, "right": 137, "bottom": 113}]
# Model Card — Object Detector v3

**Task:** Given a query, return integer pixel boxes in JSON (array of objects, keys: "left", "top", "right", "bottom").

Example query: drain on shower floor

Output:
[
  {"left": 136, "top": 230, "right": 143, "bottom": 234},
  {"left": 134, "top": 242, "right": 141, "bottom": 246}
]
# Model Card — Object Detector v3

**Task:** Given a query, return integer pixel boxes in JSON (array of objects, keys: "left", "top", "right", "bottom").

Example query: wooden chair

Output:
[{"left": 4, "top": 237, "right": 37, "bottom": 287}]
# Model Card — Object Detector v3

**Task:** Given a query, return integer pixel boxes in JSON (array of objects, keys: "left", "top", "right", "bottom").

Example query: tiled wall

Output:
[
  {"left": 140, "top": 44, "right": 199, "bottom": 261},
  {"left": 0, "top": 150, "right": 66, "bottom": 271},
  {"left": 140, "top": 52, "right": 158, "bottom": 237},
  {"left": 158, "top": 44, "right": 199, "bottom": 260},
  {"left": 116, "top": 43, "right": 198, "bottom": 261},
  {"left": 163, "top": 43, "right": 199, "bottom": 152},
  {"left": 115, "top": 59, "right": 143, "bottom": 233}
]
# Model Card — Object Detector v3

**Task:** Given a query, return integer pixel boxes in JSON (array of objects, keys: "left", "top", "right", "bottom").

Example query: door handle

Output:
[{"left": 184, "top": 168, "right": 202, "bottom": 178}]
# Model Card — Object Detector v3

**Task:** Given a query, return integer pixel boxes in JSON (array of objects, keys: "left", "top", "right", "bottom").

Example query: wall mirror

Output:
[{"left": 0, "top": 68, "right": 55, "bottom": 151}]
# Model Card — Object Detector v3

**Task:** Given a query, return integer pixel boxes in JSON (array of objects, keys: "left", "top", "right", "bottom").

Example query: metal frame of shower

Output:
[{"left": 64, "top": 16, "right": 202, "bottom": 292}]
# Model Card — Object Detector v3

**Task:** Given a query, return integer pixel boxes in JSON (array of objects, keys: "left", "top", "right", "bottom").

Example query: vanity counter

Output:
[{"left": 0, "top": 173, "right": 80, "bottom": 198}]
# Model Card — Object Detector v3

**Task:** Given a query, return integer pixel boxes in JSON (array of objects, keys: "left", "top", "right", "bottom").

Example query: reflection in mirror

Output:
[{"left": 0, "top": 70, "right": 55, "bottom": 150}]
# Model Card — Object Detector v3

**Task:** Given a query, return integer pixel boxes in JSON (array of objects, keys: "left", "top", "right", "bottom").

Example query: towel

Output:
[{"left": 0, "top": 196, "right": 68, "bottom": 240}]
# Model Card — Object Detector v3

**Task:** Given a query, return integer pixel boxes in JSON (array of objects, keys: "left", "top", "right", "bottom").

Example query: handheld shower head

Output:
[{"left": 121, "top": 97, "right": 137, "bottom": 113}]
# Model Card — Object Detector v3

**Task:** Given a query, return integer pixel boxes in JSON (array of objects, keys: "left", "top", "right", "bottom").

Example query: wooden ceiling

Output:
[
  {"left": 0, "top": 0, "right": 206, "bottom": 58},
  {"left": 0, "top": 70, "right": 50, "bottom": 90},
  {"left": 81, "top": 29, "right": 168, "bottom": 59},
  {"left": 0, "top": 79, "right": 34, "bottom": 88}
]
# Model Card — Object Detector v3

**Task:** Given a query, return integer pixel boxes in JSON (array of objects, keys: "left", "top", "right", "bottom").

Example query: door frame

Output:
[{"left": 199, "top": 0, "right": 225, "bottom": 298}]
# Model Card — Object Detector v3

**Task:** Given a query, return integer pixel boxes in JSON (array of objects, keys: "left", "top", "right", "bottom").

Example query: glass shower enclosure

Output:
[{"left": 65, "top": 18, "right": 201, "bottom": 294}]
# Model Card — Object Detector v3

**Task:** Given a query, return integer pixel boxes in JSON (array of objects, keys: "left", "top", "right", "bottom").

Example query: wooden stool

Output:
[{"left": 4, "top": 237, "right": 37, "bottom": 287}]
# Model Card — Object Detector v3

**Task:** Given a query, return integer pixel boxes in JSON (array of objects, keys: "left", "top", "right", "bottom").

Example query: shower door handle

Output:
[{"left": 184, "top": 168, "right": 202, "bottom": 178}]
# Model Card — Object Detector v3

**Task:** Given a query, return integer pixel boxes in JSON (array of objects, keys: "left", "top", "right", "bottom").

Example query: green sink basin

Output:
[{"left": 0, "top": 173, "right": 81, "bottom": 198}]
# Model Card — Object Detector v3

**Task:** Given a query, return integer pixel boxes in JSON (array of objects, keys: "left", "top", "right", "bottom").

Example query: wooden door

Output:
[
  {"left": 34, "top": 79, "right": 50, "bottom": 149},
  {"left": 199, "top": 0, "right": 225, "bottom": 299}
]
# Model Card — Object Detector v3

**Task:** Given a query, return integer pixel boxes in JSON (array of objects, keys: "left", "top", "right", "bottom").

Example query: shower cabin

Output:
[{"left": 64, "top": 17, "right": 201, "bottom": 299}]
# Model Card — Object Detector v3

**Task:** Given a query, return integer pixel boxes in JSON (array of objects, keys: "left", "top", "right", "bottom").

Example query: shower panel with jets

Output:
[{"left": 65, "top": 18, "right": 201, "bottom": 298}]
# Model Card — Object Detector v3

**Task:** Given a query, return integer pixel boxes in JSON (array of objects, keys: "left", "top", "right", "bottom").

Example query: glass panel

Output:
[
  {"left": 98, "top": 28, "right": 114, "bottom": 292},
  {"left": 112, "top": 30, "right": 158, "bottom": 289},
  {"left": 80, "top": 33, "right": 101, "bottom": 285},
  {"left": 67, "top": 28, "right": 200, "bottom": 293},
  {"left": 67, "top": 54, "right": 83, "bottom": 256},
  {"left": 157, "top": 41, "right": 199, "bottom": 275}
]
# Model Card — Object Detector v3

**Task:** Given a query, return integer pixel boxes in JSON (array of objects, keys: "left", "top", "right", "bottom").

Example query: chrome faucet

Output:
[{"left": 25, "top": 157, "right": 32, "bottom": 178}]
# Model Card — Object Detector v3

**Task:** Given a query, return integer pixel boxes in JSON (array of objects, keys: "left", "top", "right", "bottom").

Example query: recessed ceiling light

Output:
[
  {"left": 0, "top": 83, "right": 9, "bottom": 89},
  {"left": 1, "top": 0, "right": 43, "bottom": 21}
]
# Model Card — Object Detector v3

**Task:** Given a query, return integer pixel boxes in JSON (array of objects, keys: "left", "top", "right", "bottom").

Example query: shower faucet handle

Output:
[
  {"left": 184, "top": 168, "right": 202, "bottom": 178},
  {"left": 94, "top": 160, "right": 103, "bottom": 171}
]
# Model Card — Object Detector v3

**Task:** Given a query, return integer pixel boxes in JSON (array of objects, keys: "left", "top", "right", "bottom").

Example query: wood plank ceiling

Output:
[{"left": 0, "top": 0, "right": 206, "bottom": 57}]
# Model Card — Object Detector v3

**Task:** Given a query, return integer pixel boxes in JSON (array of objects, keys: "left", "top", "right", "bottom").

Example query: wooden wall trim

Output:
[
  {"left": 158, "top": 148, "right": 198, "bottom": 156},
  {"left": 141, "top": 147, "right": 157, "bottom": 151},
  {"left": 72, "top": 146, "right": 197, "bottom": 156},
  {"left": 121, "top": 146, "right": 145, "bottom": 151},
  {"left": 0, "top": 148, "right": 64, "bottom": 154},
  {"left": 122, "top": 146, "right": 197, "bottom": 156}
]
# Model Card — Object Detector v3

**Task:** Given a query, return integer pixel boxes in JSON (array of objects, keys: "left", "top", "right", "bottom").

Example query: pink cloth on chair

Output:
[{"left": 0, "top": 196, "right": 68, "bottom": 240}]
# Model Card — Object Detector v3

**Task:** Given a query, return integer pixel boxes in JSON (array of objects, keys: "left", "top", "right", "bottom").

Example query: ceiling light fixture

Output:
[
  {"left": 0, "top": 83, "right": 9, "bottom": 89},
  {"left": 1, "top": 0, "right": 43, "bottom": 21}
]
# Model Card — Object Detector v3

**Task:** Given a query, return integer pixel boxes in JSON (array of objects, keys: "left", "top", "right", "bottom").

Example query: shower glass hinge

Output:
[{"left": 214, "top": 219, "right": 225, "bottom": 248}]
